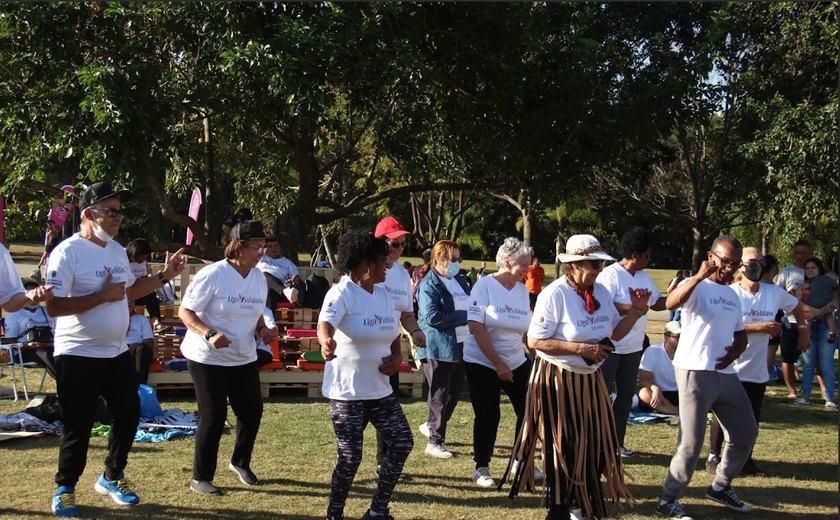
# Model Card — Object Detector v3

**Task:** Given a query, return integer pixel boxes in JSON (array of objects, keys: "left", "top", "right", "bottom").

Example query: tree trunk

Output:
[
  {"left": 522, "top": 204, "right": 534, "bottom": 246},
  {"left": 691, "top": 226, "right": 704, "bottom": 272},
  {"left": 203, "top": 115, "right": 217, "bottom": 249}
]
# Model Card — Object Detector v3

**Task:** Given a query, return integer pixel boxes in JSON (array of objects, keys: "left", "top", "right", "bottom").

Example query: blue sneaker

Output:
[
  {"left": 51, "top": 486, "right": 78, "bottom": 517},
  {"left": 93, "top": 472, "right": 140, "bottom": 506}
]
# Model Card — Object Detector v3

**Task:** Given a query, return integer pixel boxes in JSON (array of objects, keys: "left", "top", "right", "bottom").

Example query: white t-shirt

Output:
[
  {"left": 0, "top": 243, "right": 24, "bottom": 307},
  {"left": 774, "top": 264, "right": 805, "bottom": 323},
  {"left": 319, "top": 278, "right": 399, "bottom": 401},
  {"left": 528, "top": 277, "right": 620, "bottom": 374},
  {"left": 125, "top": 313, "right": 154, "bottom": 345},
  {"left": 46, "top": 235, "right": 137, "bottom": 358},
  {"left": 179, "top": 260, "right": 267, "bottom": 366},
  {"left": 129, "top": 260, "right": 148, "bottom": 280},
  {"left": 638, "top": 341, "right": 677, "bottom": 392},
  {"left": 380, "top": 262, "right": 413, "bottom": 322},
  {"left": 3, "top": 305, "right": 55, "bottom": 343},
  {"left": 596, "top": 263, "right": 662, "bottom": 354},
  {"left": 672, "top": 278, "right": 745, "bottom": 374},
  {"left": 257, "top": 255, "right": 299, "bottom": 281},
  {"left": 463, "top": 275, "right": 530, "bottom": 370},
  {"left": 439, "top": 274, "right": 470, "bottom": 342},
  {"left": 730, "top": 281, "right": 799, "bottom": 383}
]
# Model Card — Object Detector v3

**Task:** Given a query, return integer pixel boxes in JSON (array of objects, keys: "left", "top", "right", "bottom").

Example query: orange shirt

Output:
[{"left": 523, "top": 265, "right": 545, "bottom": 295}]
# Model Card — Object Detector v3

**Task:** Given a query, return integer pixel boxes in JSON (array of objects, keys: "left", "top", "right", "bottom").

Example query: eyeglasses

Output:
[
  {"left": 710, "top": 251, "right": 742, "bottom": 269},
  {"left": 91, "top": 206, "right": 123, "bottom": 218},
  {"left": 246, "top": 244, "right": 268, "bottom": 253},
  {"left": 450, "top": 257, "right": 463, "bottom": 263},
  {"left": 389, "top": 241, "right": 406, "bottom": 249}
]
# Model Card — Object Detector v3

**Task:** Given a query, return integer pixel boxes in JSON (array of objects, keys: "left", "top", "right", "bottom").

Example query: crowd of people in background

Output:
[{"left": 2, "top": 190, "right": 838, "bottom": 520}]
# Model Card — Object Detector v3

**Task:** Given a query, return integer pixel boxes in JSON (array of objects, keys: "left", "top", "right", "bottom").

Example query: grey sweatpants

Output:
[{"left": 662, "top": 369, "right": 758, "bottom": 500}]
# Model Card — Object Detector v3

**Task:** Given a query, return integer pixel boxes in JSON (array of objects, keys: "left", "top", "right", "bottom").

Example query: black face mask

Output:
[{"left": 742, "top": 263, "right": 764, "bottom": 282}]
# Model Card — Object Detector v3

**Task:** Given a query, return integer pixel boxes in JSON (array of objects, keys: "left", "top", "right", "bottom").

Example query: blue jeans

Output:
[{"left": 801, "top": 320, "right": 837, "bottom": 400}]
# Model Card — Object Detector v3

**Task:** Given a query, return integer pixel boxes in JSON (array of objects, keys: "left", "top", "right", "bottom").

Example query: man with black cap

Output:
[{"left": 45, "top": 180, "right": 187, "bottom": 517}]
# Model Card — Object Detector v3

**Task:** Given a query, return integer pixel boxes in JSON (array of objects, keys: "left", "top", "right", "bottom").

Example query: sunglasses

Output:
[
  {"left": 710, "top": 251, "right": 742, "bottom": 269},
  {"left": 90, "top": 206, "right": 123, "bottom": 218}
]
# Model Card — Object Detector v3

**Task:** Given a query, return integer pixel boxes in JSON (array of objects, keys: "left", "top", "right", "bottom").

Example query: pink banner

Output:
[
  {"left": 185, "top": 187, "right": 202, "bottom": 246},
  {"left": 47, "top": 196, "right": 74, "bottom": 227}
]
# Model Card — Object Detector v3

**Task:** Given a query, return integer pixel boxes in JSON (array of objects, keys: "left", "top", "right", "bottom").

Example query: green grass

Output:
[{"left": 0, "top": 367, "right": 837, "bottom": 520}]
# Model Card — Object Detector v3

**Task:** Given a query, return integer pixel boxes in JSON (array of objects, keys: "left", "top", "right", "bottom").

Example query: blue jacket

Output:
[{"left": 416, "top": 269, "right": 471, "bottom": 362}]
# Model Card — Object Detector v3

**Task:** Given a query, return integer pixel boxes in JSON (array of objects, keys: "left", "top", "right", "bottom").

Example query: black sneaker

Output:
[
  {"left": 228, "top": 462, "right": 258, "bottom": 485},
  {"left": 655, "top": 498, "right": 694, "bottom": 519},
  {"left": 706, "top": 484, "right": 752, "bottom": 513},
  {"left": 361, "top": 510, "right": 395, "bottom": 520}
]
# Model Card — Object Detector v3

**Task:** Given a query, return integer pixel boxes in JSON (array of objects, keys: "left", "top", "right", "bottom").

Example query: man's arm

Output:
[
  {"left": 666, "top": 260, "right": 716, "bottom": 310},
  {"left": 47, "top": 271, "right": 123, "bottom": 317}
]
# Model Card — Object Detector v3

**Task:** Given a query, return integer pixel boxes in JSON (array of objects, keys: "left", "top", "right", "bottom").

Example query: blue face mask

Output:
[{"left": 444, "top": 261, "right": 461, "bottom": 277}]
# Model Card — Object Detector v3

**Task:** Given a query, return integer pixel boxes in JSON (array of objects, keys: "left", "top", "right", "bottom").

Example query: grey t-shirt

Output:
[{"left": 806, "top": 275, "right": 837, "bottom": 309}]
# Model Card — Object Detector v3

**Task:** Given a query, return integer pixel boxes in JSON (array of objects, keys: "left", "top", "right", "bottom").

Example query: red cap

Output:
[{"left": 374, "top": 216, "right": 411, "bottom": 240}]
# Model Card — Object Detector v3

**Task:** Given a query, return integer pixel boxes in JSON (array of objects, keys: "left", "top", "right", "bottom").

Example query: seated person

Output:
[
  {"left": 256, "top": 307, "right": 276, "bottom": 367},
  {"left": 637, "top": 320, "right": 681, "bottom": 415},
  {"left": 257, "top": 237, "right": 305, "bottom": 309},
  {"left": 126, "top": 300, "right": 155, "bottom": 384},
  {"left": 3, "top": 278, "right": 58, "bottom": 379}
]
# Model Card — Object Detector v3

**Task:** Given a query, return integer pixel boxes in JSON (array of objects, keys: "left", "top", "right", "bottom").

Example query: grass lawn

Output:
[{"left": 1, "top": 365, "right": 837, "bottom": 519}]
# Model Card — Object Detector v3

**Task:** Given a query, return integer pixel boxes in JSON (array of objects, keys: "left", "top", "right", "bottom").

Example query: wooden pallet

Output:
[{"left": 148, "top": 366, "right": 425, "bottom": 398}]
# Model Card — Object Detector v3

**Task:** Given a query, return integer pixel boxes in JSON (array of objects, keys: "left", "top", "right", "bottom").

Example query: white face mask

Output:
[{"left": 90, "top": 219, "right": 113, "bottom": 242}]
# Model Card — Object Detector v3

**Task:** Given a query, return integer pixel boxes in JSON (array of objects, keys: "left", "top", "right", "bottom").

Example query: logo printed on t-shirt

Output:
[
  {"left": 746, "top": 308, "right": 775, "bottom": 319},
  {"left": 575, "top": 314, "right": 611, "bottom": 328},
  {"left": 709, "top": 296, "right": 738, "bottom": 309},
  {"left": 498, "top": 305, "right": 529, "bottom": 317}
]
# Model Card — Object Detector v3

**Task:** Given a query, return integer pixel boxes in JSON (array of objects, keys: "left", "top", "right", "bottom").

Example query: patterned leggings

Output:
[{"left": 328, "top": 394, "right": 414, "bottom": 518}]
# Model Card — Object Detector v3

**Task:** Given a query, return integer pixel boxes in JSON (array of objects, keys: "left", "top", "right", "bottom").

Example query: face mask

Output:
[
  {"left": 444, "top": 261, "right": 460, "bottom": 277},
  {"left": 742, "top": 263, "right": 764, "bottom": 282},
  {"left": 91, "top": 220, "right": 113, "bottom": 242}
]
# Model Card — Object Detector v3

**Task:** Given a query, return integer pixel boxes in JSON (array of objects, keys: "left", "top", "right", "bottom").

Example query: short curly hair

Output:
[
  {"left": 620, "top": 227, "right": 653, "bottom": 260},
  {"left": 336, "top": 230, "right": 389, "bottom": 274}
]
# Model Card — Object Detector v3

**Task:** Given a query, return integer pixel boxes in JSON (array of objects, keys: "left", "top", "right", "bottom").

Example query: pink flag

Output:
[
  {"left": 185, "top": 187, "right": 202, "bottom": 246},
  {"left": 47, "top": 196, "right": 74, "bottom": 227}
]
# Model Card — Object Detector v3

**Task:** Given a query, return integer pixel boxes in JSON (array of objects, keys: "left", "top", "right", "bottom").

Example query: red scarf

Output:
[{"left": 567, "top": 277, "right": 600, "bottom": 314}]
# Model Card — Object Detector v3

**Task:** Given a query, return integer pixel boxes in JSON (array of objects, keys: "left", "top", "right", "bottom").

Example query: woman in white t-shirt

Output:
[
  {"left": 317, "top": 230, "right": 413, "bottom": 520},
  {"left": 508, "top": 235, "right": 649, "bottom": 520},
  {"left": 126, "top": 239, "right": 167, "bottom": 333},
  {"left": 178, "top": 220, "right": 278, "bottom": 496},
  {"left": 416, "top": 240, "right": 471, "bottom": 459},
  {"left": 125, "top": 300, "right": 154, "bottom": 384},
  {"left": 463, "top": 238, "right": 534, "bottom": 488}
]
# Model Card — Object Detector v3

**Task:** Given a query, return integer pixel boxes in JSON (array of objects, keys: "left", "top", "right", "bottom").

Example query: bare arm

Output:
[
  {"left": 47, "top": 271, "right": 121, "bottom": 317},
  {"left": 318, "top": 321, "right": 337, "bottom": 361},
  {"left": 666, "top": 260, "right": 716, "bottom": 310},
  {"left": 400, "top": 311, "right": 426, "bottom": 347},
  {"left": 528, "top": 336, "right": 604, "bottom": 363},
  {"left": 179, "top": 307, "right": 231, "bottom": 348}
]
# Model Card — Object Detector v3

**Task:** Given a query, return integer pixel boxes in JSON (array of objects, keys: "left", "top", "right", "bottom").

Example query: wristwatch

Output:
[
  {"left": 156, "top": 271, "right": 170, "bottom": 284},
  {"left": 205, "top": 329, "right": 218, "bottom": 340}
]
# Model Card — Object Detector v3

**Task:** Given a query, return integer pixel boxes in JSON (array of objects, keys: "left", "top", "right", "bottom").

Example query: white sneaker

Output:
[
  {"left": 619, "top": 446, "right": 636, "bottom": 458},
  {"left": 424, "top": 442, "right": 453, "bottom": 459},
  {"left": 794, "top": 397, "right": 809, "bottom": 405},
  {"left": 825, "top": 400, "right": 837, "bottom": 409},
  {"left": 472, "top": 467, "right": 495, "bottom": 488},
  {"left": 570, "top": 508, "right": 590, "bottom": 520},
  {"left": 511, "top": 459, "right": 544, "bottom": 480},
  {"left": 418, "top": 422, "right": 430, "bottom": 438}
]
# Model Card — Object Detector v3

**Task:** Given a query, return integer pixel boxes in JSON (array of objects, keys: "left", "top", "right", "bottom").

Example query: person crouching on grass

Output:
[{"left": 318, "top": 230, "right": 414, "bottom": 520}]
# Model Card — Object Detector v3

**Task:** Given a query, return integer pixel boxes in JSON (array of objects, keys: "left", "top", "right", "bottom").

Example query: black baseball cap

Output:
[
  {"left": 79, "top": 181, "right": 132, "bottom": 210},
  {"left": 230, "top": 220, "right": 269, "bottom": 241}
]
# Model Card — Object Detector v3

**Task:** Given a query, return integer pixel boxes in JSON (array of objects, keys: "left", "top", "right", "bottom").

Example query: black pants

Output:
[
  {"left": 376, "top": 372, "right": 402, "bottom": 464},
  {"left": 128, "top": 343, "right": 153, "bottom": 385},
  {"left": 599, "top": 350, "right": 643, "bottom": 447},
  {"left": 465, "top": 359, "right": 532, "bottom": 468},
  {"left": 54, "top": 352, "right": 140, "bottom": 487},
  {"left": 709, "top": 381, "right": 766, "bottom": 459},
  {"left": 187, "top": 359, "right": 263, "bottom": 481},
  {"left": 135, "top": 291, "right": 161, "bottom": 321}
]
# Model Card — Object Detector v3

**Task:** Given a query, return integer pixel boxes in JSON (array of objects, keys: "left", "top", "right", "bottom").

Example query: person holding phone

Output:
[{"left": 507, "top": 234, "right": 650, "bottom": 520}]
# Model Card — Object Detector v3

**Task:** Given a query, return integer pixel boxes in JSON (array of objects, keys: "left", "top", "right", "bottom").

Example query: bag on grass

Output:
[{"left": 138, "top": 384, "right": 164, "bottom": 419}]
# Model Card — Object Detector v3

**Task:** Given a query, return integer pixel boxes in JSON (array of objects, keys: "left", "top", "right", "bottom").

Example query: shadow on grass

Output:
[{"left": 0, "top": 505, "right": 327, "bottom": 519}]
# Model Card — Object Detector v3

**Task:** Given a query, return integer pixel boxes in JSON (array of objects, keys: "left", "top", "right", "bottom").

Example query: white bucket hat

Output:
[{"left": 556, "top": 234, "right": 616, "bottom": 263}]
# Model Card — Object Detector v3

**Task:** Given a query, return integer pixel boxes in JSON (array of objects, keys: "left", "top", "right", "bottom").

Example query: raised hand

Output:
[
  {"left": 696, "top": 260, "right": 717, "bottom": 280},
  {"left": 163, "top": 248, "right": 188, "bottom": 279}
]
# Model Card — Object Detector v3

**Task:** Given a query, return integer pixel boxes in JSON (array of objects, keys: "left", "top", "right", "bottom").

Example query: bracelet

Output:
[
  {"left": 156, "top": 271, "right": 170, "bottom": 284},
  {"left": 798, "top": 324, "right": 809, "bottom": 330}
]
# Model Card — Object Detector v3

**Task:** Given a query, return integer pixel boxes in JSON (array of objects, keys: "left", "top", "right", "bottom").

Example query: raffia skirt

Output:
[{"left": 504, "top": 356, "right": 634, "bottom": 518}]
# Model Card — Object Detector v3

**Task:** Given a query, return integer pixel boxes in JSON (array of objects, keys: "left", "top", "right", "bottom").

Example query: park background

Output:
[{"left": 0, "top": 2, "right": 838, "bottom": 519}]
